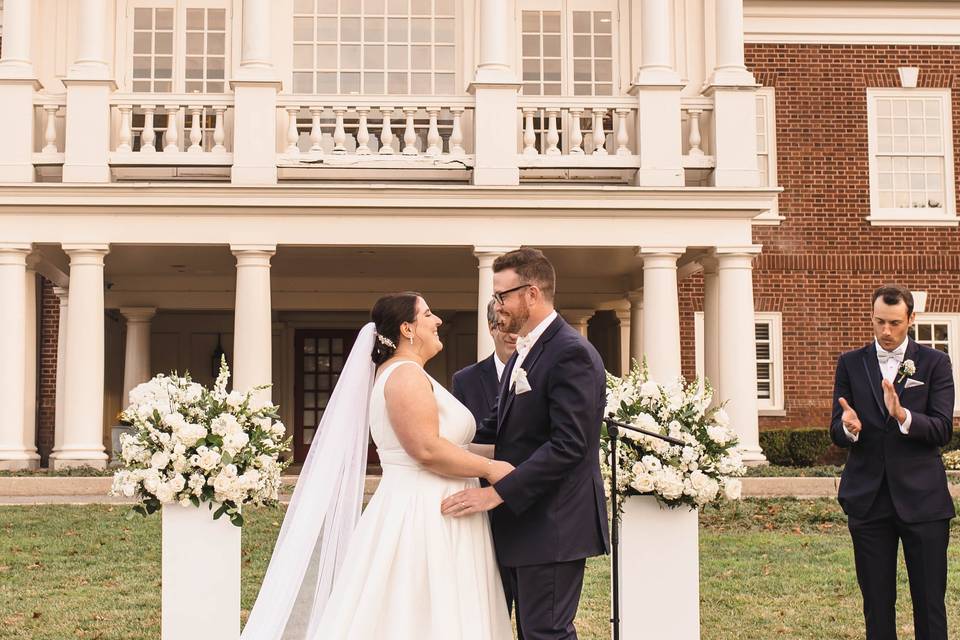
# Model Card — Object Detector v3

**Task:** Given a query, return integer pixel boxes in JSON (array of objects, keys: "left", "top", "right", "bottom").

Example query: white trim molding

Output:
[
  {"left": 865, "top": 88, "right": 958, "bottom": 227},
  {"left": 910, "top": 312, "right": 960, "bottom": 416},
  {"left": 744, "top": 1, "right": 960, "bottom": 46},
  {"left": 753, "top": 86, "right": 783, "bottom": 226}
]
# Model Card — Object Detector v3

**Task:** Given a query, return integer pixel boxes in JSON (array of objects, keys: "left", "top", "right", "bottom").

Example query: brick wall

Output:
[
  {"left": 38, "top": 276, "right": 59, "bottom": 464},
  {"left": 678, "top": 44, "right": 960, "bottom": 431}
]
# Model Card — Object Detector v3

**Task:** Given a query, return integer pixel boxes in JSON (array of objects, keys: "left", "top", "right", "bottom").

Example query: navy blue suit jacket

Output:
[
  {"left": 830, "top": 339, "right": 956, "bottom": 523},
  {"left": 452, "top": 354, "right": 500, "bottom": 430},
  {"left": 475, "top": 315, "right": 610, "bottom": 567}
]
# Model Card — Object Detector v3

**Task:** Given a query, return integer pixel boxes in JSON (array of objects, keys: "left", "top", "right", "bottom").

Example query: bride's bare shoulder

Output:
[{"left": 380, "top": 360, "right": 431, "bottom": 398}]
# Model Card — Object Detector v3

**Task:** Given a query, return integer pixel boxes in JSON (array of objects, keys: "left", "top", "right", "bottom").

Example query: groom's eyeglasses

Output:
[{"left": 492, "top": 284, "right": 531, "bottom": 305}]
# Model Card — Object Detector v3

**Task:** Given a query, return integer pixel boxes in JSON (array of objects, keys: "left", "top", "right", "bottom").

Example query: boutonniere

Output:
[
  {"left": 511, "top": 367, "right": 531, "bottom": 395},
  {"left": 897, "top": 359, "right": 916, "bottom": 383}
]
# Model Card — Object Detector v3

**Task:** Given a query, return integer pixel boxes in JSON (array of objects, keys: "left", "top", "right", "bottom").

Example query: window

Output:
[
  {"left": 292, "top": 0, "right": 457, "bottom": 95},
  {"left": 754, "top": 87, "right": 782, "bottom": 224},
  {"left": 866, "top": 89, "right": 957, "bottom": 226},
  {"left": 518, "top": 1, "right": 618, "bottom": 96},
  {"left": 694, "top": 311, "right": 784, "bottom": 414},
  {"left": 128, "top": 2, "right": 229, "bottom": 94},
  {"left": 908, "top": 313, "right": 960, "bottom": 414}
]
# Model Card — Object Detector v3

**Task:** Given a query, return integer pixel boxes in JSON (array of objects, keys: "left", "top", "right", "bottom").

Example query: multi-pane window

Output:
[
  {"left": 908, "top": 314, "right": 960, "bottom": 413},
  {"left": 184, "top": 8, "right": 226, "bottom": 93},
  {"left": 130, "top": 3, "right": 229, "bottom": 94},
  {"left": 867, "top": 89, "right": 956, "bottom": 223},
  {"left": 519, "top": 3, "right": 617, "bottom": 96},
  {"left": 292, "top": 0, "right": 457, "bottom": 95},
  {"left": 133, "top": 8, "right": 175, "bottom": 92}
]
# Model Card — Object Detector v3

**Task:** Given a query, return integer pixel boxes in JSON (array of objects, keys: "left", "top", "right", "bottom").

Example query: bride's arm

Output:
[
  {"left": 467, "top": 444, "right": 495, "bottom": 458},
  {"left": 385, "top": 366, "right": 513, "bottom": 483}
]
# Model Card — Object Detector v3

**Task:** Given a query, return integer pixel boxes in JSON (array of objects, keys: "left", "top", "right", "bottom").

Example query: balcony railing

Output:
[{"left": 33, "top": 94, "right": 67, "bottom": 170}]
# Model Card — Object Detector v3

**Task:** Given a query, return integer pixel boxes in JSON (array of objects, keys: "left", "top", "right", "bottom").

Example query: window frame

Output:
[
  {"left": 694, "top": 311, "right": 785, "bottom": 415},
  {"left": 754, "top": 87, "right": 783, "bottom": 225},
  {"left": 866, "top": 88, "right": 958, "bottom": 227},
  {"left": 909, "top": 312, "right": 960, "bottom": 416},
  {"left": 122, "top": 0, "right": 232, "bottom": 95}
]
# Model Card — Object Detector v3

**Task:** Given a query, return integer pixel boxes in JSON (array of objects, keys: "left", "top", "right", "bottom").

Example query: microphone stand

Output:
[{"left": 603, "top": 416, "right": 686, "bottom": 640}]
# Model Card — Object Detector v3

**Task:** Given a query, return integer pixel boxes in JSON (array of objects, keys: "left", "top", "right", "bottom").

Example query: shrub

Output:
[
  {"left": 760, "top": 428, "right": 835, "bottom": 467},
  {"left": 759, "top": 430, "right": 792, "bottom": 466}
]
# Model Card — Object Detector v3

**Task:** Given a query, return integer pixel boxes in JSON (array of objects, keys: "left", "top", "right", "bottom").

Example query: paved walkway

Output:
[{"left": 1, "top": 474, "right": 957, "bottom": 505}]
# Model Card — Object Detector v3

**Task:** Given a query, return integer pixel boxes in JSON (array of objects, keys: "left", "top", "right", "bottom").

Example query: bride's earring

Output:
[{"left": 408, "top": 334, "right": 414, "bottom": 345}]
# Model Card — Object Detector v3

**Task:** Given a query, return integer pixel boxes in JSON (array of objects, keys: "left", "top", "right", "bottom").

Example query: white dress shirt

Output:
[
  {"left": 511, "top": 310, "right": 558, "bottom": 380},
  {"left": 493, "top": 354, "right": 506, "bottom": 382},
  {"left": 844, "top": 336, "right": 912, "bottom": 442}
]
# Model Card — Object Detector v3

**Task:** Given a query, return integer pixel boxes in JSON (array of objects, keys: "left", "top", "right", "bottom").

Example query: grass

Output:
[
  {"left": 744, "top": 464, "right": 844, "bottom": 477},
  {"left": 0, "top": 500, "right": 958, "bottom": 639}
]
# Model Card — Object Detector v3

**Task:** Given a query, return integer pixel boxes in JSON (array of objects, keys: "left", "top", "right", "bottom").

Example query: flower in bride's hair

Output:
[{"left": 376, "top": 332, "right": 396, "bottom": 349}]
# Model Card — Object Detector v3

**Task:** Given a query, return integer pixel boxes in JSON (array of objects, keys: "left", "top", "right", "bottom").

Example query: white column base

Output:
[
  {"left": 230, "top": 80, "right": 280, "bottom": 185},
  {"left": 620, "top": 495, "right": 700, "bottom": 640},
  {"left": 469, "top": 82, "right": 520, "bottom": 186},
  {"left": 62, "top": 79, "right": 116, "bottom": 184},
  {"left": 0, "top": 454, "right": 40, "bottom": 471},
  {"left": 0, "top": 79, "right": 40, "bottom": 183},
  {"left": 631, "top": 82, "right": 685, "bottom": 187},
  {"left": 49, "top": 452, "right": 108, "bottom": 470},
  {"left": 162, "top": 504, "right": 241, "bottom": 640},
  {"left": 705, "top": 85, "right": 760, "bottom": 188}
]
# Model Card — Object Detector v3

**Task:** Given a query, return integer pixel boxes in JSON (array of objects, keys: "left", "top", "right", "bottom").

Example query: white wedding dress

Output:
[{"left": 311, "top": 360, "right": 513, "bottom": 640}]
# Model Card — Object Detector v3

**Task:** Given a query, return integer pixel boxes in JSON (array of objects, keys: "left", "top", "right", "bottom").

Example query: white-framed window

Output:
[
  {"left": 908, "top": 313, "right": 960, "bottom": 415},
  {"left": 694, "top": 311, "right": 785, "bottom": 414},
  {"left": 754, "top": 87, "right": 782, "bottom": 224},
  {"left": 866, "top": 88, "right": 958, "bottom": 226},
  {"left": 292, "top": 0, "right": 458, "bottom": 95},
  {"left": 126, "top": 1, "right": 230, "bottom": 94},
  {"left": 517, "top": 0, "right": 619, "bottom": 97}
]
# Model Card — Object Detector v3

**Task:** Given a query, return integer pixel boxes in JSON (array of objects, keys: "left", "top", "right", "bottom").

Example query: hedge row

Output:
[{"left": 760, "top": 427, "right": 960, "bottom": 467}]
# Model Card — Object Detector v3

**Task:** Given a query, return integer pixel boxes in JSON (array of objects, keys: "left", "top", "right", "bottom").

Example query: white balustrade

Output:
[
  {"left": 109, "top": 98, "right": 234, "bottom": 161},
  {"left": 515, "top": 102, "right": 635, "bottom": 159},
  {"left": 681, "top": 99, "right": 716, "bottom": 168},
  {"left": 275, "top": 102, "right": 475, "bottom": 161}
]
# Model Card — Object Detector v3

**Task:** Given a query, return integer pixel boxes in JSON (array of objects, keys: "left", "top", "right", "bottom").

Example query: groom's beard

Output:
[{"left": 499, "top": 305, "right": 529, "bottom": 335}]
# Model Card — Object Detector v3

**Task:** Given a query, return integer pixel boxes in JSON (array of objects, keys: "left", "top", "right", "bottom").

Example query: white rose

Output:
[
  {"left": 155, "top": 482, "right": 176, "bottom": 504},
  {"left": 168, "top": 474, "right": 187, "bottom": 493},
  {"left": 162, "top": 412, "right": 187, "bottom": 430},
  {"left": 640, "top": 455, "right": 662, "bottom": 473},
  {"left": 270, "top": 422, "right": 287, "bottom": 439},
  {"left": 150, "top": 451, "right": 171, "bottom": 471},
  {"left": 681, "top": 446, "right": 698, "bottom": 464},
  {"left": 179, "top": 497, "right": 193, "bottom": 507},
  {"left": 223, "top": 431, "right": 250, "bottom": 456},
  {"left": 655, "top": 467, "right": 685, "bottom": 500},
  {"left": 211, "top": 413, "right": 242, "bottom": 437},
  {"left": 707, "top": 425, "right": 733, "bottom": 445},
  {"left": 723, "top": 478, "right": 743, "bottom": 500},
  {"left": 192, "top": 446, "right": 221, "bottom": 472},
  {"left": 630, "top": 473, "right": 656, "bottom": 493}
]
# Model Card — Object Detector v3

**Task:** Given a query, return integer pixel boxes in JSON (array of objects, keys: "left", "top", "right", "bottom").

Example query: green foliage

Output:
[
  {"left": 760, "top": 428, "right": 835, "bottom": 467},
  {"left": 758, "top": 430, "right": 791, "bottom": 466}
]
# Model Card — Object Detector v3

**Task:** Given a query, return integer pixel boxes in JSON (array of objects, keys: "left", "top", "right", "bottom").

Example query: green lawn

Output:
[{"left": 0, "top": 500, "right": 958, "bottom": 639}]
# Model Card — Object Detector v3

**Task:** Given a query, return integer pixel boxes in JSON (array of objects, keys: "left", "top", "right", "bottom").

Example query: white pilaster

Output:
[
  {"left": 231, "top": 0, "right": 280, "bottom": 184},
  {"left": 614, "top": 307, "right": 631, "bottom": 376},
  {"left": 0, "top": 0, "right": 41, "bottom": 182},
  {"left": 473, "top": 246, "right": 516, "bottom": 361},
  {"left": 120, "top": 308, "right": 157, "bottom": 407},
  {"left": 54, "top": 244, "right": 110, "bottom": 469},
  {"left": 562, "top": 309, "right": 594, "bottom": 338},
  {"left": 704, "top": 0, "right": 759, "bottom": 188},
  {"left": 627, "top": 291, "right": 643, "bottom": 372},
  {"left": 62, "top": 0, "right": 116, "bottom": 183},
  {"left": 716, "top": 247, "right": 766, "bottom": 464},
  {"left": 469, "top": 0, "right": 519, "bottom": 186},
  {"left": 50, "top": 286, "right": 69, "bottom": 463},
  {"left": 700, "top": 255, "right": 720, "bottom": 399},
  {"left": 640, "top": 249, "right": 683, "bottom": 383},
  {"left": 630, "top": 0, "right": 684, "bottom": 187},
  {"left": 231, "top": 245, "right": 275, "bottom": 404},
  {"left": 0, "top": 244, "right": 34, "bottom": 470},
  {"left": 21, "top": 255, "right": 41, "bottom": 468}
]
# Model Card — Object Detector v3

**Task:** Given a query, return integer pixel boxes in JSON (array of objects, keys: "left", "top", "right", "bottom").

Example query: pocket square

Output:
[{"left": 904, "top": 378, "right": 925, "bottom": 389}]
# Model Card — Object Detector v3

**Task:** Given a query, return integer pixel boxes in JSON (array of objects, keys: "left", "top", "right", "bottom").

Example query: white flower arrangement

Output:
[
  {"left": 600, "top": 362, "right": 746, "bottom": 516},
  {"left": 110, "top": 357, "right": 291, "bottom": 527}
]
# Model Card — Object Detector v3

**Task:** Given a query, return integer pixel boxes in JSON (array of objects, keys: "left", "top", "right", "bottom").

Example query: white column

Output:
[
  {"left": 614, "top": 308, "right": 631, "bottom": 376},
  {"left": 120, "top": 308, "right": 157, "bottom": 407},
  {"left": 700, "top": 255, "right": 720, "bottom": 399},
  {"left": 231, "top": 0, "right": 280, "bottom": 184},
  {"left": 469, "top": 0, "right": 519, "bottom": 185},
  {"left": 50, "top": 286, "right": 69, "bottom": 463},
  {"left": 562, "top": 309, "right": 594, "bottom": 338},
  {"left": 231, "top": 245, "right": 275, "bottom": 404},
  {"left": 0, "top": 244, "right": 33, "bottom": 470},
  {"left": 628, "top": 291, "right": 643, "bottom": 372},
  {"left": 630, "top": 0, "right": 684, "bottom": 187},
  {"left": 716, "top": 247, "right": 766, "bottom": 464},
  {"left": 473, "top": 246, "right": 516, "bottom": 361},
  {"left": 21, "top": 255, "right": 40, "bottom": 468},
  {"left": 0, "top": 0, "right": 40, "bottom": 183},
  {"left": 641, "top": 249, "right": 683, "bottom": 383},
  {"left": 704, "top": 0, "right": 759, "bottom": 188},
  {"left": 55, "top": 244, "right": 110, "bottom": 469},
  {"left": 62, "top": 0, "right": 116, "bottom": 183},
  {"left": 0, "top": 0, "right": 35, "bottom": 75}
]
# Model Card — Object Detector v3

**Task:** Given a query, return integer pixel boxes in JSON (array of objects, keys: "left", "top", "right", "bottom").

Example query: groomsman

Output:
[
  {"left": 831, "top": 285, "right": 955, "bottom": 640},
  {"left": 452, "top": 299, "right": 518, "bottom": 615},
  {"left": 453, "top": 299, "right": 518, "bottom": 428}
]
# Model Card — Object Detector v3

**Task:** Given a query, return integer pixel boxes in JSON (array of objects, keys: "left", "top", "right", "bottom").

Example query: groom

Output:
[{"left": 442, "top": 247, "right": 610, "bottom": 639}]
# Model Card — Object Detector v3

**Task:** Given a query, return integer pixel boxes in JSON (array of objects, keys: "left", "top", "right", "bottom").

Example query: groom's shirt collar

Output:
[{"left": 515, "top": 310, "right": 557, "bottom": 364}]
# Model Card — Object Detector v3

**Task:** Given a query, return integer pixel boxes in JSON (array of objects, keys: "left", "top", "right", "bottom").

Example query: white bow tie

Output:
[
  {"left": 515, "top": 335, "right": 534, "bottom": 353},
  {"left": 877, "top": 348, "right": 904, "bottom": 364}
]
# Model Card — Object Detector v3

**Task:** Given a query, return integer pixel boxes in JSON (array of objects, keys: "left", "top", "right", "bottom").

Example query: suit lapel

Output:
[
  {"left": 497, "top": 352, "right": 518, "bottom": 428},
  {"left": 861, "top": 343, "right": 887, "bottom": 418},
  {"left": 497, "top": 316, "right": 565, "bottom": 431},
  {"left": 478, "top": 355, "right": 498, "bottom": 410}
]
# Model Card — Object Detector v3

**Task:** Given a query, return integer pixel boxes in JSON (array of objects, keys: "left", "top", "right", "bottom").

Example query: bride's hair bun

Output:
[{"left": 370, "top": 291, "right": 421, "bottom": 366}]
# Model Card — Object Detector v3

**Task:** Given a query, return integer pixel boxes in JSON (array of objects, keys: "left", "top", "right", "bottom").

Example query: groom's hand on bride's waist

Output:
[{"left": 441, "top": 487, "right": 504, "bottom": 517}]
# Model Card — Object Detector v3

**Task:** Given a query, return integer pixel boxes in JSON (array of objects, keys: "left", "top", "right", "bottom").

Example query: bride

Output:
[{"left": 240, "top": 292, "right": 515, "bottom": 640}]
